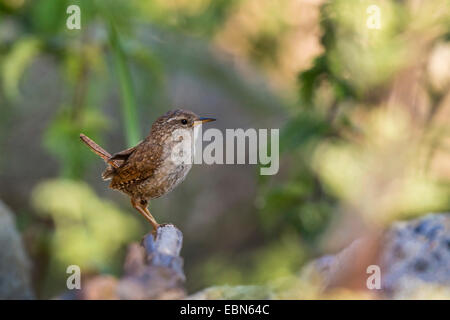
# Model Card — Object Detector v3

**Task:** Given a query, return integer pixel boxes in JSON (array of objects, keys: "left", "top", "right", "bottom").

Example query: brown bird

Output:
[{"left": 80, "top": 109, "right": 215, "bottom": 232}]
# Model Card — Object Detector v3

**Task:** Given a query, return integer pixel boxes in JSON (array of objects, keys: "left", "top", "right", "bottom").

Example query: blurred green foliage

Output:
[
  {"left": 259, "top": 0, "right": 450, "bottom": 239},
  {"left": 32, "top": 179, "right": 142, "bottom": 268},
  {"left": 31, "top": 179, "right": 142, "bottom": 295},
  {"left": 194, "top": 233, "right": 307, "bottom": 287}
]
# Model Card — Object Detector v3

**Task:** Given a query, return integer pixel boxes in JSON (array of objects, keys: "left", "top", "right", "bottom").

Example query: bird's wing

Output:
[
  {"left": 110, "top": 141, "right": 163, "bottom": 190},
  {"left": 109, "top": 142, "right": 142, "bottom": 162},
  {"left": 101, "top": 143, "right": 140, "bottom": 181}
]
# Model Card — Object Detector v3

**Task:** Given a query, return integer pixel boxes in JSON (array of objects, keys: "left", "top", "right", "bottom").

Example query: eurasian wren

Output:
[{"left": 80, "top": 109, "right": 215, "bottom": 232}]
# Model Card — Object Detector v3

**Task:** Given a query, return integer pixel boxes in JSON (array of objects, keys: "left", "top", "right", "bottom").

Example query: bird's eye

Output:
[{"left": 181, "top": 119, "right": 188, "bottom": 125}]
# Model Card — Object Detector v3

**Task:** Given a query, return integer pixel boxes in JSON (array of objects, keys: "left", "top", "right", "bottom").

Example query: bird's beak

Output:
[{"left": 194, "top": 117, "right": 216, "bottom": 126}]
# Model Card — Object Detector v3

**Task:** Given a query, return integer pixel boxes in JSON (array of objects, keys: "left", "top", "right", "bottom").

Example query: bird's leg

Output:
[{"left": 131, "top": 198, "right": 159, "bottom": 233}]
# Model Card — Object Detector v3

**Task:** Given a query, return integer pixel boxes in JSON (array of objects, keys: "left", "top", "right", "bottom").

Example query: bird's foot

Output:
[{"left": 151, "top": 223, "right": 170, "bottom": 236}]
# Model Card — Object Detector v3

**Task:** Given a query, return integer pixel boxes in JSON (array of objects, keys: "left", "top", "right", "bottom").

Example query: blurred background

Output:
[{"left": 0, "top": 0, "right": 449, "bottom": 299}]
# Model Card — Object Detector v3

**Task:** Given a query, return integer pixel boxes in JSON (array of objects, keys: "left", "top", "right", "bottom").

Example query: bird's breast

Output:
[
  {"left": 143, "top": 160, "right": 192, "bottom": 199},
  {"left": 141, "top": 135, "right": 193, "bottom": 199}
]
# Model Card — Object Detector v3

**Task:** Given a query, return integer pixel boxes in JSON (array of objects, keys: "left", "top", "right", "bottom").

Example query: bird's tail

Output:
[
  {"left": 80, "top": 133, "right": 111, "bottom": 160},
  {"left": 79, "top": 133, "right": 119, "bottom": 169}
]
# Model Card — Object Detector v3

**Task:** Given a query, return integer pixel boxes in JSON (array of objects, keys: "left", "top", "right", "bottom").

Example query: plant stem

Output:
[{"left": 109, "top": 23, "right": 140, "bottom": 146}]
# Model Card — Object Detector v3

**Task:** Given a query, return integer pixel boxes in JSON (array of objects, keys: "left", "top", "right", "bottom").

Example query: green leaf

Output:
[{"left": 2, "top": 37, "right": 41, "bottom": 100}]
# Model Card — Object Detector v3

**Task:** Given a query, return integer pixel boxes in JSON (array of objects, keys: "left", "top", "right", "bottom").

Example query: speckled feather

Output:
[{"left": 104, "top": 109, "right": 198, "bottom": 200}]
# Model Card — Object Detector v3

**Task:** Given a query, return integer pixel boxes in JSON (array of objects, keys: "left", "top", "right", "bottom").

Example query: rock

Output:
[
  {"left": 379, "top": 213, "right": 450, "bottom": 298},
  {"left": 188, "top": 285, "right": 273, "bottom": 300},
  {"left": 309, "top": 213, "right": 450, "bottom": 299},
  {"left": 0, "top": 200, "right": 34, "bottom": 299},
  {"left": 73, "top": 224, "right": 186, "bottom": 300},
  {"left": 64, "top": 212, "right": 450, "bottom": 299},
  {"left": 186, "top": 213, "right": 450, "bottom": 300}
]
